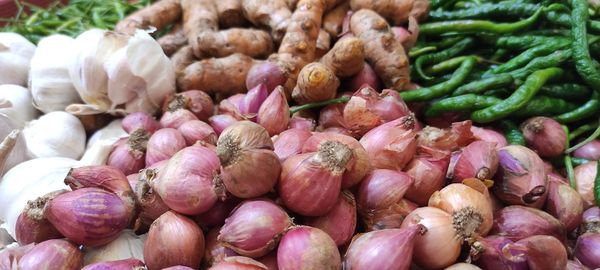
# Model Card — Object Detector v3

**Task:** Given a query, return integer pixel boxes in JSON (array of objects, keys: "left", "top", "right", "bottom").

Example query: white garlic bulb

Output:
[
  {"left": 29, "top": 34, "right": 82, "bottom": 113},
  {"left": 0, "top": 33, "right": 36, "bottom": 86},
  {"left": 0, "top": 84, "right": 39, "bottom": 128},
  {"left": 86, "top": 119, "right": 126, "bottom": 150},
  {"left": 0, "top": 115, "right": 29, "bottom": 176},
  {"left": 23, "top": 111, "right": 86, "bottom": 159},
  {"left": 83, "top": 230, "right": 146, "bottom": 265}
]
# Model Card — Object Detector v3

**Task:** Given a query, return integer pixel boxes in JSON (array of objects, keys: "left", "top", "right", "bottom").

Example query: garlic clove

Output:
[
  {"left": 0, "top": 85, "right": 38, "bottom": 129},
  {"left": 23, "top": 111, "right": 86, "bottom": 160},
  {"left": 0, "top": 33, "right": 36, "bottom": 86}
]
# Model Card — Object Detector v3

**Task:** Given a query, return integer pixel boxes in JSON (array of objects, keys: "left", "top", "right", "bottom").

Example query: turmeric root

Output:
[
  {"left": 350, "top": 9, "right": 410, "bottom": 90},
  {"left": 215, "top": 0, "right": 249, "bottom": 28},
  {"left": 316, "top": 29, "right": 331, "bottom": 58},
  {"left": 171, "top": 45, "right": 196, "bottom": 77},
  {"left": 241, "top": 0, "right": 292, "bottom": 43},
  {"left": 323, "top": 2, "right": 350, "bottom": 37},
  {"left": 158, "top": 26, "right": 188, "bottom": 57},
  {"left": 115, "top": 0, "right": 182, "bottom": 34},
  {"left": 320, "top": 37, "right": 365, "bottom": 77},
  {"left": 197, "top": 28, "right": 274, "bottom": 58},
  {"left": 349, "top": 0, "right": 430, "bottom": 25},
  {"left": 177, "top": 53, "right": 258, "bottom": 95},
  {"left": 181, "top": 0, "right": 219, "bottom": 58}
]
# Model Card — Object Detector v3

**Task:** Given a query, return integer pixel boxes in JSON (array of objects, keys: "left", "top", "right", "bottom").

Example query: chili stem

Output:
[
  {"left": 289, "top": 96, "right": 351, "bottom": 114},
  {"left": 563, "top": 125, "right": 577, "bottom": 189},
  {"left": 566, "top": 117, "right": 600, "bottom": 153}
]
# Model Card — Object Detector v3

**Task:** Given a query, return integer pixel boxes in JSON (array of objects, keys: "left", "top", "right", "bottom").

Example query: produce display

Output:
[{"left": 0, "top": 0, "right": 599, "bottom": 269}]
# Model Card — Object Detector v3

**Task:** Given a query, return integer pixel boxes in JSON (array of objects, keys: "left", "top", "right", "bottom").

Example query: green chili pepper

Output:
[
  {"left": 570, "top": 122, "right": 600, "bottom": 140},
  {"left": 507, "top": 49, "right": 572, "bottom": 81},
  {"left": 567, "top": 118, "right": 600, "bottom": 153},
  {"left": 415, "top": 38, "right": 475, "bottom": 80},
  {"left": 499, "top": 120, "right": 526, "bottom": 145},
  {"left": 554, "top": 92, "right": 600, "bottom": 123},
  {"left": 595, "top": 160, "right": 600, "bottom": 206},
  {"left": 571, "top": 0, "right": 600, "bottom": 92},
  {"left": 429, "top": 2, "right": 540, "bottom": 21},
  {"left": 483, "top": 88, "right": 512, "bottom": 97},
  {"left": 562, "top": 125, "right": 577, "bottom": 188},
  {"left": 490, "top": 48, "right": 509, "bottom": 62},
  {"left": 488, "top": 38, "right": 572, "bottom": 74},
  {"left": 408, "top": 46, "right": 437, "bottom": 58},
  {"left": 453, "top": 74, "right": 514, "bottom": 96},
  {"left": 425, "top": 94, "right": 502, "bottom": 117},
  {"left": 400, "top": 56, "right": 478, "bottom": 102},
  {"left": 510, "top": 95, "right": 579, "bottom": 117},
  {"left": 572, "top": 157, "right": 592, "bottom": 166},
  {"left": 495, "top": 35, "right": 558, "bottom": 50},
  {"left": 471, "top": 67, "right": 563, "bottom": 123},
  {"left": 424, "top": 56, "right": 477, "bottom": 75},
  {"left": 539, "top": 83, "right": 592, "bottom": 101}
]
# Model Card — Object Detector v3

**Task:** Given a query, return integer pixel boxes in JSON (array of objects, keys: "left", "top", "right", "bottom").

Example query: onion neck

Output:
[
  {"left": 314, "top": 141, "right": 352, "bottom": 173},
  {"left": 127, "top": 129, "right": 150, "bottom": 152},
  {"left": 216, "top": 135, "right": 241, "bottom": 167},
  {"left": 167, "top": 94, "right": 190, "bottom": 112},
  {"left": 452, "top": 206, "right": 483, "bottom": 240}
]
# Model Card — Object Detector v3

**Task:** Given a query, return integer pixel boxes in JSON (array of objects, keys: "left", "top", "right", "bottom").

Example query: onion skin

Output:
[
  {"left": 257, "top": 86, "right": 290, "bottom": 136},
  {"left": 163, "top": 266, "right": 195, "bottom": 270},
  {"left": 567, "top": 260, "right": 591, "bottom": 270},
  {"left": 343, "top": 87, "right": 410, "bottom": 136},
  {"left": 493, "top": 145, "right": 548, "bottom": 208},
  {"left": 345, "top": 63, "right": 381, "bottom": 92},
  {"left": 81, "top": 258, "right": 145, "bottom": 270},
  {"left": 217, "top": 121, "right": 281, "bottom": 199},
  {"left": 144, "top": 211, "right": 205, "bottom": 270},
  {"left": 574, "top": 161, "right": 599, "bottom": 208},
  {"left": 209, "top": 256, "right": 268, "bottom": 270},
  {"left": 195, "top": 197, "right": 240, "bottom": 229},
  {"left": 361, "top": 198, "right": 417, "bottom": 231},
  {"left": 204, "top": 226, "right": 238, "bottom": 267},
  {"left": 545, "top": 179, "right": 584, "bottom": 231},
  {"left": 521, "top": 117, "right": 566, "bottom": 158},
  {"left": 277, "top": 226, "right": 341, "bottom": 270},
  {"left": 122, "top": 112, "right": 160, "bottom": 134},
  {"left": 417, "top": 120, "right": 474, "bottom": 152},
  {"left": 289, "top": 113, "right": 316, "bottom": 131},
  {"left": 444, "top": 263, "right": 481, "bottom": 270},
  {"left": 0, "top": 243, "right": 35, "bottom": 270},
  {"left": 218, "top": 200, "right": 292, "bottom": 258},
  {"left": 302, "top": 132, "right": 371, "bottom": 188},
  {"left": 145, "top": 128, "right": 186, "bottom": 166},
  {"left": 471, "top": 126, "right": 508, "bottom": 149},
  {"left": 44, "top": 188, "right": 130, "bottom": 247},
  {"left": 160, "top": 109, "right": 199, "bottom": 129},
  {"left": 451, "top": 140, "right": 498, "bottom": 182},
  {"left": 404, "top": 146, "right": 451, "bottom": 206},
  {"left": 178, "top": 120, "right": 218, "bottom": 146},
  {"left": 319, "top": 102, "right": 347, "bottom": 129},
  {"left": 515, "top": 235, "right": 567, "bottom": 270},
  {"left": 470, "top": 235, "right": 527, "bottom": 270},
  {"left": 574, "top": 233, "right": 600, "bottom": 269},
  {"left": 17, "top": 239, "right": 83, "bottom": 270},
  {"left": 209, "top": 114, "right": 239, "bottom": 136},
  {"left": 490, "top": 205, "right": 566, "bottom": 243},
  {"left": 273, "top": 128, "right": 312, "bottom": 162},
  {"left": 161, "top": 90, "right": 214, "bottom": 124},
  {"left": 133, "top": 170, "right": 170, "bottom": 234},
  {"left": 15, "top": 211, "right": 62, "bottom": 245},
  {"left": 239, "top": 84, "right": 268, "bottom": 119},
  {"left": 107, "top": 133, "right": 147, "bottom": 176},
  {"left": 573, "top": 140, "right": 600, "bottom": 160},
  {"left": 256, "top": 251, "right": 278, "bottom": 270},
  {"left": 343, "top": 225, "right": 424, "bottom": 270},
  {"left": 401, "top": 207, "right": 462, "bottom": 269},
  {"left": 581, "top": 207, "right": 600, "bottom": 234},
  {"left": 246, "top": 62, "right": 288, "bottom": 93},
  {"left": 150, "top": 145, "right": 223, "bottom": 215},
  {"left": 304, "top": 191, "right": 357, "bottom": 246},
  {"left": 359, "top": 115, "right": 417, "bottom": 171}
]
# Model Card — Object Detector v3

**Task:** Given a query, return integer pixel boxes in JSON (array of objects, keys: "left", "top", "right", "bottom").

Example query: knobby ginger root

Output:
[
  {"left": 197, "top": 28, "right": 274, "bottom": 58},
  {"left": 349, "top": 0, "right": 430, "bottom": 25},
  {"left": 115, "top": 0, "right": 182, "bottom": 34},
  {"left": 321, "top": 36, "right": 364, "bottom": 77},
  {"left": 316, "top": 29, "right": 332, "bottom": 58},
  {"left": 241, "top": 0, "right": 292, "bottom": 43},
  {"left": 216, "top": 0, "right": 249, "bottom": 28},
  {"left": 323, "top": 2, "right": 350, "bottom": 37},
  {"left": 350, "top": 9, "right": 410, "bottom": 90},
  {"left": 158, "top": 26, "right": 188, "bottom": 57},
  {"left": 171, "top": 45, "right": 196, "bottom": 77},
  {"left": 177, "top": 53, "right": 258, "bottom": 95},
  {"left": 181, "top": 0, "right": 219, "bottom": 58}
]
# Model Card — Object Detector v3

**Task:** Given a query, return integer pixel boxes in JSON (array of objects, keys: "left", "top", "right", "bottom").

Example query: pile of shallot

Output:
[{"left": 1, "top": 82, "right": 598, "bottom": 270}]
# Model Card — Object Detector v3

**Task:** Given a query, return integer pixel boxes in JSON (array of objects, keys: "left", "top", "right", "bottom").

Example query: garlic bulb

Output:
[
  {"left": 0, "top": 115, "right": 29, "bottom": 175},
  {"left": 86, "top": 119, "right": 127, "bottom": 150},
  {"left": 0, "top": 33, "right": 36, "bottom": 86},
  {"left": 29, "top": 34, "right": 81, "bottom": 113},
  {"left": 0, "top": 84, "right": 38, "bottom": 128},
  {"left": 0, "top": 157, "right": 76, "bottom": 238},
  {"left": 83, "top": 230, "right": 146, "bottom": 265},
  {"left": 23, "top": 111, "right": 86, "bottom": 159},
  {"left": 67, "top": 29, "right": 175, "bottom": 115}
]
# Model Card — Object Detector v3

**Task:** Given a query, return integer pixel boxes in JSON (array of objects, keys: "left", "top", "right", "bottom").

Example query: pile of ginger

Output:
[{"left": 116, "top": 0, "right": 429, "bottom": 104}]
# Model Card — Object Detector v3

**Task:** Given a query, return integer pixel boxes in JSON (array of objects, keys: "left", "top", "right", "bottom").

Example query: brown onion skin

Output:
[
  {"left": 302, "top": 132, "right": 371, "bottom": 188},
  {"left": 133, "top": 170, "right": 170, "bottom": 234},
  {"left": 417, "top": 120, "right": 474, "bottom": 152},
  {"left": 219, "top": 199, "right": 292, "bottom": 258},
  {"left": 574, "top": 233, "right": 600, "bottom": 269},
  {"left": 404, "top": 146, "right": 451, "bottom": 206},
  {"left": 515, "top": 235, "right": 567, "bottom": 270},
  {"left": 343, "top": 87, "right": 410, "bottom": 136},
  {"left": 361, "top": 198, "right": 417, "bottom": 231},
  {"left": 574, "top": 161, "right": 598, "bottom": 208},
  {"left": 204, "top": 226, "right": 238, "bottom": 267},
  {"left": 150, "top": 145, "right": 223, "bottom": 215},
  {"left": 545, "top": 179, "right": 584, "bottom": 231},
  {"left": 304, "top": 191, "right": 357, "bottom": 246},
  {"left": 277, "top": 226, "right": 341, "bottom": 270},
  {"left": 122, "top": 112, "right": 160, "bottom": 134},
  {"left": 273, "top": 128, "right": 312, "bottom": 162},
  {"left": 257, "top": 86, "right": 290, "bottom": 136},
  {"left": 494, "top": 145, "right": 548, "bottom": 208},
  {"left": 209, "top": 114, "right": 239, "bottom": 136},
  {"left": 107, "top": 135, "right": 147, "bottom": 176},
  {"left": 490, "top": 205, "right": 566, "bottom": 243},
  {"left": 144, "top": 211, "right": 205, "bottom": 270},
  {"left": 359, "top": 115, "right": 417, "bottom": 171},
  {"left": 573, "top": 140, "right": 600, "bottom": 160},
  {"left": 209, "top": 256, "right": 268, "bottom": 270},
  {"left": 471, "top": 126, "right": 508, "bottom": 149},
  {"left": 343, "top": 225, "right": 424, "bottom": 270},
  {"left": 178, "top": 120, "right": 218, "bottom": 146},
  {"left": 145, "top": 128, "right": 186, "bottom": 166},
  {"left": 451, "top": 140, "right": 499, "bottom": 182},
  {"left": 44, "top": 188, "right": 130, "bottom": 247},
  {"left": 521, "top": 117, "right": 566, "bottom": 158},
  {"left": 15, "top": 211, "right": 62, "bottom": 245},
  {"left": 162, "top": 90, "right": 214, "bottom": 122},
  {"left": 17, "top": 239, "right": 83, "bottom": 270},
  {"left": 0, "top": 243, "right": 35, "bottom": 270},
  {"left": 217, "top": 121, "right": 281, "bottom": 199},
  {"left": 81, "top": 258, "right": 145, "bottom": 270}
]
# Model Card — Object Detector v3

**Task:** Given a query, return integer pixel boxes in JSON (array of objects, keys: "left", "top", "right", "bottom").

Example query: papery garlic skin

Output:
[
  {"left": 0, "top": 84, "right": 39, "bottom": 128},
  {"left": 83, "top": 230, "right": 146, "bottom": 266},
  {"left": 29, "top": 34, "right": 81, "bottom": 113},
  {"left": 86, "top": 119, "right": 127, "bottom": 150},
  {"left": 0, "top": 114, "right": 30, "bottom": 175},
  {"left": 23, "top": 111, "right": 86, "bottom": 159},
  {"left": 0, "top": 33, "right": 36, "bottom": 86},
  {"left": 0, "top": 157, "right": 76, "bottom": 239}
]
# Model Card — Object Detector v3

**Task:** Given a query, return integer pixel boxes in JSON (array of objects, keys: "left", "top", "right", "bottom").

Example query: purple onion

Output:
[
  {"left": 245, "top": 62, "right": 287, "bottom": 93},
  {"left": 574, "top": 233, "right": 600, "bottom": 269},
  {"left": 573, "top": 140, "right": 600, "bottom": 160}
]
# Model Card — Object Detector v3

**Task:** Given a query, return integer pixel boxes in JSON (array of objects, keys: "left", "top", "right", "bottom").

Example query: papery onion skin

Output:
[
  {"left": 144, "top": 211, "right": 205, "bottom": 270},
  {"left": 15, "top": 211, "right": 62, "bottom": 245},
  {"left": 178, "top": 120, "right": 218, "bottom": 146},
  {"left": 163, "top": 266, "right": 196, "bottom": 270},
  {"left": 304, "top": 191, "right": 357, "bottom": 246},
  {"left": 44, "top": 188, "right": 130, "bottom": 247},
  {"left": 493, "top": 145, "right": 548, "bottom": 208},
  {"left": 217, "top": 121, "right": 281, "bottom": 199},
  {"left": 545, "top": 179, "right": 584, "bottom": 231},
  {"left": 150, "top": 145, "right": 223, "bottom": 215},
  {"left": 107, "top": 133, "right": 147, "bottom": 176},
  {"left": 204, "top": 226, "right": 238, "bottom": 267},
  {"left": 17, "top": 239, "right": 83, "bottom": 270},
  {"left": 573, "top": 140, "right": 600, "bottom": 160},
  {"left": 359, "top": 115, "right": 417, "bottom": 171},
  {"left": 209, "top": 114, "right": 239, "bottom": 136},
  {"left": 490, "top": 205, "right": 566, "bottom": 243},
  {"left": 404, "top": 146, "right": 451, "bottom": 206},
  {"left": 417, "top": 120, "right": 474, "bottom": 152},
  {"left": 343, "top": 87, "right": 410, "bottom": 136},
  {"left": 208, "top": 256, "right": 268, "bottom": 270},
  {"left": 277, "top": 226, "right": 341, "bottom": 270},
  {"left": 361, "top": 198, "right": 417, "bottom": 231},
  {"left": 0, "top": 243, "right": 35, "bottom": 270},
  {"left": 451, "top": 140, "right": 498, "bottom": 182},
  {"left": 574, "top": 233, "right": 600, "bottom": 269},
  {"left": 343, "top": 225, "right": 424, "bottom": 270},
  {"left": 521, "top": 117, "right": 566, "bottom": 158},
  {"left": 516, "top": 235, "right": 567, "bottom": 270},
  {"left": 302, "top": 132, "right": 370, "bottom": 188},
  {"left": 219, "top": 200, "right": 292, "bottom": 258},
  {"left": 177, "top": 90, "right": 214, "bottom": 121},
  {"left": 81, "top": 258, "right": 145, "bottom": 270},
  {"left": 471, "top": 126, "right": 508, "bottom": 149},
  {"left": 122, "top": 112, "right": 160, "bottom": 134},
  {"left": 574, "top": 161, "right": 599, "bottom": 208},
  {"left": 145, "top": 128, "right": 186, "bottom": 166},
  {"left": 401, "top": 207, "right": 462, "bottom": 269},
  {"left": 273, "top": 128, "right": 312, "bottom": 162},
  {"left": 133, "top": 170, "right": 170, "bottom": 234}
]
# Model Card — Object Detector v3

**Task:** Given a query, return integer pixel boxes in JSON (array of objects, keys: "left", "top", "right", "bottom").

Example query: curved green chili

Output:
[
  {"left": 540, "top": 83, "right": 592, "bottom": 101},
  {"left": 429, "top": 2, "right": 540, "bottom": 21},
  {"left": 400, "top": 56, "right": 478, "bottom": 102},
  {"left": 571, "top": 0, "right": 600, "bottom": 92},
  {"left": 415, "top": 38, "right": 475, "bottom": 80},
  {"left": 495, "top": 35, "right": 558, "bottom": 50},
  {"left": 499, "top": 120, "right": 526, "bottom": 145},
  {"left": 507, "top": 49, "right": 572, "bottom": 81},
  {"left": 595, "top": 160, "right": 600, "bottom": 206},
  {"left": 408, "top": 46, "right": 438, "bottom": 58},
  {"left": 489, "top": 38, "right": 572, "bottom": 74},
  {"left": 425, "top": 94, "right": 502, "bottom": 117},
  {"left": 471, "top": 67, "right": 564, "bottom": 123},
  {"left": 570, "top": 122, "right": 599, "bottom": 140},
  {"left": 453, "top": 74, "right": 514, "bottom": 96},
  {"left": 424, "top": 56, "right": 474, "bottom": 75},
  {"left": 554, "top": 92, "right": 600, "bottom": 123},
  {"left": 510, "top": 95, "right": 579, "bottom": 117},
  {"left": 567, "top": 118, "right": 600, "bottom": 153}
]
